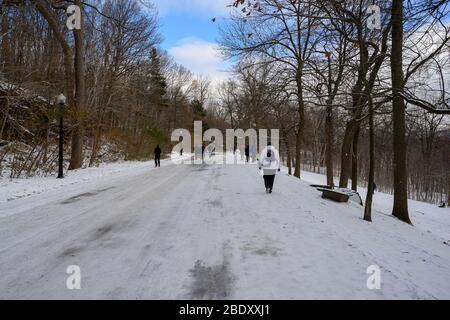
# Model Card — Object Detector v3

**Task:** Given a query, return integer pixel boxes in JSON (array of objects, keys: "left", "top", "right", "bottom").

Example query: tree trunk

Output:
[
  {"left": 1, "top": 3, "right": 11, "bottom": 72},
  {"left": 339, "top": 120, "right": 359, "bottom": 187},
  {"left": 325, "top": 105, "right": 334, "bottom": 187},
  {"left": 0, "top": 96, "right": 9, "bottom": 140},
  {"left": 325, "top": 52, "right": 335, "bottom": 187},
  {"left": 447, "top": 175, "right": 450, "bottom": 205},
  {"left": 339, "top": 21, "right": 368, "bottom": 189},
  {"left": 287, "top": 152, "right": 292, "bottom": 175},
  {"left": 364, "top": 86, "right": 375, "bottom": 222},
  {"left": 69, "top": 0, "right": 86, "bottom": 170},
  {"left": 294, "top": 70, "right": 305, "bottom": 179},
  {"left": 391, "top": 0, "right": 411, "bottom": 224},
  {"left": 282, "top": 128, "right": 292, "bottom": 176},
  {"left": 351, "top": 127, "right": 360, "bottom": 191}
]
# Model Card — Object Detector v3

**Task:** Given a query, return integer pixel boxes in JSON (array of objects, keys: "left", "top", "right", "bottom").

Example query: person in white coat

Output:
[{"left": 258, "top": 143, "right": 281, "bottom": 193}]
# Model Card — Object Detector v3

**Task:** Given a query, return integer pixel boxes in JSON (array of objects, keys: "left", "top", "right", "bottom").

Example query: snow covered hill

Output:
[{"left": 0, "top": 158, "right": 449, "bottom": 299}]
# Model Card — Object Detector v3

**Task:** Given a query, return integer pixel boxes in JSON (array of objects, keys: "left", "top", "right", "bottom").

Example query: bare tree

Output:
[{"left": 221, "top": 0, "right": 323, "bottom": 178}]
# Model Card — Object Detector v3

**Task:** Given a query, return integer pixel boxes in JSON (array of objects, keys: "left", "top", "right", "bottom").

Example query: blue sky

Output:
[
  {"left": 159, "top": 10, "right": 219, "bottom": 49},
  {"left": 153, "top": 0, "right": 234, "bottom": 84}
]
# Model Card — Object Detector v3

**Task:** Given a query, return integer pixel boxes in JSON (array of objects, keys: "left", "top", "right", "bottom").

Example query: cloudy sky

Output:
[{"left": 153, "top": 0, "right": 234, "bottom": 85}]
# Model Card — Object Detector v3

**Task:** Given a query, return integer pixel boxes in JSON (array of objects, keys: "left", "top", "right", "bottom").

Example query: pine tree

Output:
[
  {"left": 149, "top": 48, "right": 167, "bottom": 118},
  {"left": 191, "top": 99, "right": 206, "bottom": 119}
]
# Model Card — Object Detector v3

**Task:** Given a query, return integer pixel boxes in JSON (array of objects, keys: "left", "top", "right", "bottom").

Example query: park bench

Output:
[
  {"left": 317, "top": 188, "right": 350, "bottom": 203},
  {"left": 314, "top": 186, "right": 363, "bottom": 205},
  {"left": 309, "top": 184, "right": 333, "bottom": 189}
]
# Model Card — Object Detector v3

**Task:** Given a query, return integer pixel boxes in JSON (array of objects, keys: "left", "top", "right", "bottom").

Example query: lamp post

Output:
[
  {"left": 57, "top": 93, "right": 66, "bottom": 179},
  {"left": 179, "top": 133, "right": 183, "bottom": 156}
]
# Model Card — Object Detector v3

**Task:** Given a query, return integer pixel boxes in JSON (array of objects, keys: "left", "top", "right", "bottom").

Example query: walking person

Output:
[
  {"left": 245, "top": 145, "right": 250, "bottom": 163},
  {"left": 239, "top": 143, "right": 245, "bottom": 162},
  {"left": 154, "top": 144, "right": 162, "bottom": 167},
  {"left": 258, "top": 143, "right": 280, "bottom": 194},
  {"left": 250, "top": 144, "right": 257, "bottom": 163}
]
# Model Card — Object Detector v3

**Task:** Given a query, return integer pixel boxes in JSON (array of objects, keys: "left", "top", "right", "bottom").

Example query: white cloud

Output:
[
  {"left": 168, "top": 38, "right": 231, "bottom": 88},
  {"left": 154, "top": 0, "right": 232, "bottom": 17}
]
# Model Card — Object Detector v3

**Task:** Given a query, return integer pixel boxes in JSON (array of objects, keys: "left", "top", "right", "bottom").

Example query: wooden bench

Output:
[
  {"left": 317, "top": 188, "right": 350, "bottom": 203},
  {"left": 309, "top": 184, "right": 333, "bottom": 189}
]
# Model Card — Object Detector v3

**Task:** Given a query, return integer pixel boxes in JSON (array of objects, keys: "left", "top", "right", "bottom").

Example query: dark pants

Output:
[
  {"left": 155, "top": 155, "right": 161, "bottom": 167},
  {"left": 263, "top": 175, "right": 275, "bottom": 190}
]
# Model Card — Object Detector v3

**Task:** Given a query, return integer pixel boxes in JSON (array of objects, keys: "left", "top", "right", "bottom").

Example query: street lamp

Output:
[
  {"left": 57, "top": 93, "right": 66, "bottom": 179},
  {"left": 179, "top": 133, "right": 183, "bottom": 156}
]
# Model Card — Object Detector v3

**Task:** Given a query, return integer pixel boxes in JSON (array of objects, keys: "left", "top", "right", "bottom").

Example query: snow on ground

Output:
[
  {"left": 0, "top": 156, "right": 449, "bottom": 299},
  {"left": 298, "top": 170, "right": 450, "bottom": 244},
  {"left": 1, "top": 161, "right": 152, "bottom": 206},
  {"left": 0, "top": 154, "right": 188, "bottom": 217}
]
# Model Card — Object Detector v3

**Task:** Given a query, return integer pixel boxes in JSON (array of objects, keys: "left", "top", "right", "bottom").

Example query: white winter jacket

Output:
[{"left": 258, "top": 146, "right": 280, "bottom": 175}]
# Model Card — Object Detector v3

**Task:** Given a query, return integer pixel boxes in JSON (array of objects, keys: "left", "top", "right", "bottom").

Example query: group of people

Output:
[
  {"left": 234, "top": 144, "right": 257, "bottom": 163},
  {"left": 152, "top": 143, "right": 281, "bottom": 194}
]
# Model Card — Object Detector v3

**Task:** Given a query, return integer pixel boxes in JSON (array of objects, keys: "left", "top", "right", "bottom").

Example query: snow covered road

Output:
[{"left": 1, "top": 160, "right": 450, "bottom": 299}]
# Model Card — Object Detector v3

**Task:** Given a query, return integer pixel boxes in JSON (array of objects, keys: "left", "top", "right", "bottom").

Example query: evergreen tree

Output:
[{"left": 149, "top": 48, "right": 167, "bottom": 120}]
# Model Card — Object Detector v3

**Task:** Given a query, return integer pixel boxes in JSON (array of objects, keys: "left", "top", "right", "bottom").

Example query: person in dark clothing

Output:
[
  {"left": 263, "top": 175, "right": 276, "bottom": 191},
  {"left": 245, "top": 145, "right": 250, "bottom": 163},
  {"left": 154, "top": 144, "right": 162, "bottom": 167}
]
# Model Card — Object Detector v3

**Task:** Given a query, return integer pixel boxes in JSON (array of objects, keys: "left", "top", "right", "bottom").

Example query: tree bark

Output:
[
  {"left": 294, "top": 70, "right": 305, "bottom": 179},
  {"left": 1, "top": 2, "right": 11, "bottom": 72},
  {"left": 69, "top": 0, "right": 86, "bottom": 170},
  {"left": 339, "top": 120, "right": 359, "bottom": 187},
  {"left": 351, "top": 127, "right": 360, "bottom": 191},
  {"left": 325, "top": 106, "right": 334, "bottom": 187},
  {"left": 447, "top": 175, "right": 450, "bottom": 205},
  {"left": 281, "top": 127, "right": 292, "bottom": 176},
  {"left": 325, "top": 54, "right": 334, "bottom": 187},
  {"left": 0, "top": 96, "right": 9, "bottom": 140},
  {"left": 391, "top": 0, "right": 411, "bottom": 224},
  {"left": 364, "top": 84, "right": 375, "bottom": 222},
  {"left": 287, "top": 152, "right": 292, "bottom": 175}
]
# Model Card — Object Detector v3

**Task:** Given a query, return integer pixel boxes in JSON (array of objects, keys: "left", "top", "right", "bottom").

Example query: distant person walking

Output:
[
  {"left": 245, "top": 145, "right": 250, "bottom": 163},
  {"left": 154, "top": 144, "right": 162, "bottom": 167},
  {"left": 258, "top": 143, "right": 280, "bottom": 194},
  {"left": 239, "top": 143, "right": 245, "bottom": 162},
  {"left": 250, "top": 145, "right": 257, "bottom": 163}
]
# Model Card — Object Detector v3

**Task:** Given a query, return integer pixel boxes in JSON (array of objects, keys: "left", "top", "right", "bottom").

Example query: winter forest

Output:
[{"left": 1, "top": 0, "right": 450, "bottom": 301}]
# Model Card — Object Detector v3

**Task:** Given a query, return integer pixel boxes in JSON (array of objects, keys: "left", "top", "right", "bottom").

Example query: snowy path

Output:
[{"left": 1, "top": 160, "right": 450, "bottom": 299}]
